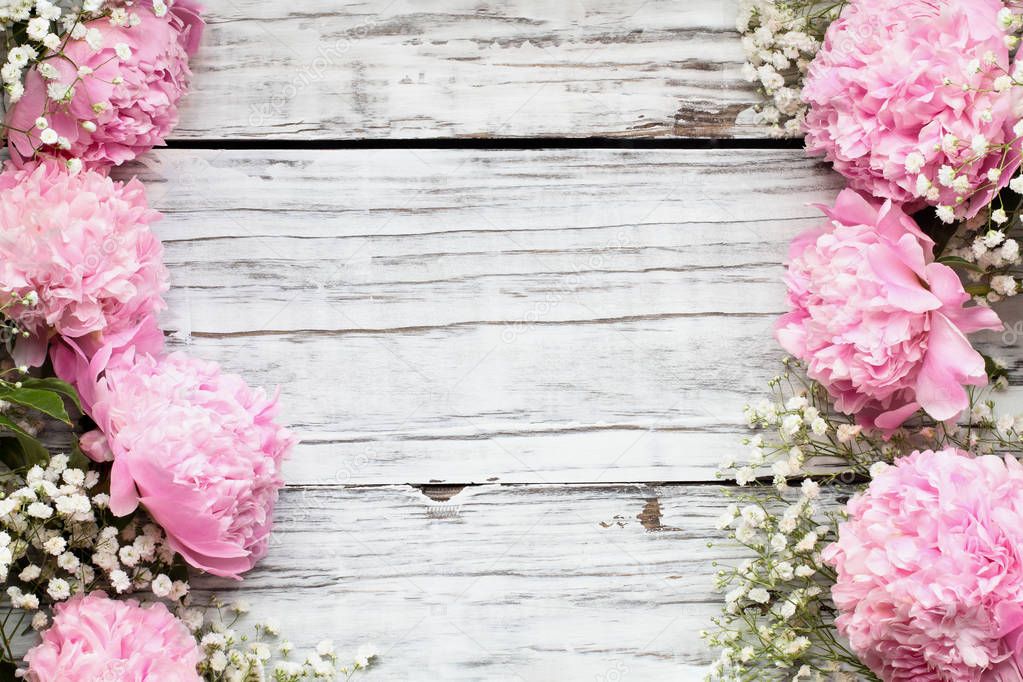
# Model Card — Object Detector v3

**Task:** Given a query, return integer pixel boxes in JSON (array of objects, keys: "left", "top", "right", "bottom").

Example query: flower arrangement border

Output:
[{"left": 0, "top": 1, "right": 375, "bottom": 679}]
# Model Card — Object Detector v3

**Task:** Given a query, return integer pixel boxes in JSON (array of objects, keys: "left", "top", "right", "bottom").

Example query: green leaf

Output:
[
  {"left": 0, "top": 433, "right": 48, "bottom": 471},
  {"left": 19, "top": 377, "right": 83, "bottom": 412},
  {"left": 68, "top": 439, "right": 91, "bottom": 472},
  {"left": 936, "top": 255, "right": 985, "bottom": 273},
  {"left": 0, "top": 385, "right": 71, "bottom": 424},
  {"left": 13, "top": 432, "right": 48, "bottom": 468},
  {"left": 0, "top": 413, "right": 33, "bottom": 439},
  {"left": 983, "top": 353, "right": 1010, "bottom": 382},
  {"left": 965, "top": 283, "right": 991, "bottom": 296},
  {"left": 0, "top": 416, "right": 49, "bottom": 469},
  {"left": 0, "top": 437, "right": 25, "bottom": 471}
]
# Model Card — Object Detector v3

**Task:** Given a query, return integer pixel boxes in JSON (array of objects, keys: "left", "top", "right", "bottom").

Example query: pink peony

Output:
[
  {"left": 803, "top": 0, "right": 1023, "bottom": 219},
  {"left": 824, "top": 449, "right": 1023, "bottom": 682},
  {"left": 6, "top": 0, "right": 204, "bottom": 169},
  {"left": 23, "top": 592, "right": 201, "bottom": 682},
  {"left": 776, "top": 189, "right": 1002, "bottom": 430},
  {"left": 0, "top": 160, "right": 167, "bottom": 375},
  {"left": 81, "top": 351, "right": 295, "bottom": 579}
]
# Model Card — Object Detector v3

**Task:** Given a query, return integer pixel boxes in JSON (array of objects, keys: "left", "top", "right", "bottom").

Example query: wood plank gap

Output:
[{"left": 162, "top": 137, "right": 804, "bottom": 151}]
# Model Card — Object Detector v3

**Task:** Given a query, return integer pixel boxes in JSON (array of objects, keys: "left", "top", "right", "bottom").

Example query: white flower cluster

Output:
[
  {"left": 952, "top": 397, "right": 1023, "bottom": 455},
  {"left": 710, "top": 361, "right": 1023, "bottom": 679},
  {"left": 0, "top": 454, "right": 187, "bottom": 658},
  {"left": 944, "top": 202, "right": 1023, "bottom": 305},
  {"left": 732, "top": 364, "right": 900, "bottom": 488},
  {"left": 0, "top": 0, "right": 107, "bottom": 103},
  {"left": 194, "top": 602, "right": 377, "bottom": 682},
  {"left": 736, "top": 0, "right": 835, "bottom": 136},
  {"left": 0, "top": 293, "right": 35, "bottom": 354},
  {"left": 926, "top": 129, "right": 1023, "bottom": 226},
  {"left": 703, "top": 480, "right": 850, "bottom": 681}
]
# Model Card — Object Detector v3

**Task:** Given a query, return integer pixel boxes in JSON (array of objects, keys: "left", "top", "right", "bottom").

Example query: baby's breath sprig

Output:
[
  {"left": 0, "top": 454, "right": 191, "bottom": 668},
  {"left": 737, "top": 0, "right": 846, "bottom": 136},
  {"left": 702, "top": 481, "right": 876, "bottom": 681},
  {"left": 707, "top": 358, "right": 1023, "bottom": 680},
  {"left": 0, "top": 291, "right": 35, "bottom": 356},
  {"left": 724, "top": 358, "right": 917, "bottom": 489},
  {"left": 191, "top": 597, "right": 378, "bottom": 682},
  {"left": 0, "top": 0, "right": 109, "bottom": 105},
  {"left": 938, "top": 190, "right": 1023, "bottom": 304}
]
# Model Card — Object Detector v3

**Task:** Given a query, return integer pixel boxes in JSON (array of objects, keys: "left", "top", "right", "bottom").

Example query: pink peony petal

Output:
[
  {"left": 23, "top": 593, "right": 201, "bottom": 682},
  {"left": 91, "top": 352, "right": 294, "bottom": 579},
  {"left": 915, "top": 313, "right": 987, "bottom": 421}
]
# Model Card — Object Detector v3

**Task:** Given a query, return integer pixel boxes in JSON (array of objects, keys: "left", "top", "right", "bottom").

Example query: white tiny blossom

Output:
[
  {"left": 45, "top": 81, "right": 72, "bottom": 102},
  {"left": 208, "top": 650, "right": 228, "bottom": 672},
  {"left": 972, "top": 134, "right": 989, "bottom": 155},
  {"left": 31, "top": 612, "right": 48, "bottom": 631},
  {"left": 26, "top": 16, "right": 48, "bottom": 40},
  {"left": 37, "top": 61, "right": 57, "bottom": 80},
  {"left": 151, "top": 573, "right": 173, "bottom": 598},
  {"left": 735, "top": 466, "right": 755, "bottom": 487},
  {"left": 354, "top": 643, "right": 378, "bottom": 668},
  {"left": 46, "top": 577, "right": 70, "bottom": 600},
  {"left": 57, "top": 552, "right": 79, "bottom": 572},
  {"left": 938, "top": 165, "right": 956, "bottom": 186},
  {"left": 992, "top": 275, "right": 1018, "bottom": 297},
  {"left": 84, "top": 27, "right": 103, "bottom": 50},
  {"left": 915, "top": 174, "right": 932, "bottom": 197},
  {"left": 794, "top": 564, "right": 815, "bottom": 578},
  {"left": 904, "top": 151, "right": 925, "bottom": 174},
  {"left": 952, "top": 175, "right": 971, "bottom": 195},
  {"left": 118, "top": 545, "right": 140, "bottom": 567},
  {"left": 780, "top": 413, "right": 802, "bottom": 437},
  {"left": 27, "top": 502, "right": 53, "bottom": 519},
  {"left": 109, "top": 569, "right": 130, "bottom": 593},
  {"left": 1002, "top": 239, "right": 1020, "bottom": 263}
]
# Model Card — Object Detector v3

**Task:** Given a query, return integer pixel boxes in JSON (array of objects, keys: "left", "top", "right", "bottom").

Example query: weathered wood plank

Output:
[
  {"left": 121, "top": 148, "right": 1023, "bottom": 484},
  {"left": 175, "top": 0, "right": 765, "bottom": 140},
  {"left": 116, "top": 148, "right": 847, "bottom": 484},
  {"left": 192, "top": 483, "right": 746, "bottom": 680}
]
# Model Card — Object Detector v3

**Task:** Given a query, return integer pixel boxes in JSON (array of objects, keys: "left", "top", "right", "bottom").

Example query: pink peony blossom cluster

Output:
[
  {"left": 80, "top": 351, "right": 295, "bottom": 579},
  {"left": 824, "top": 449, "right": 1023, "bottom": 682},
  {"left": 0, "top": 159, "right": 167, "bottom": 373},
  {"left": 776, "top": 189, "right": 1002, "bottom": 430},
  {"left": 6, "top": 0, "right": 204, "bottom": 169},
  {"left": 802, "top": 0, "right": 1023, "bottom": 220},
  {"left": 23, "top": 592, "right": 201, "bottom": 682}
]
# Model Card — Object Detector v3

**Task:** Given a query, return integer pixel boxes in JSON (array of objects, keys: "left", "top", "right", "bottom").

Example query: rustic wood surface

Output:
[
  {"left": 173, "top": 0, "right": 767, "bottom": 140},
  {"left": 118, "top": 148, "right": 1023, "bottom": 680},
  {"left": 128, "top": 148, "right": 847, "bottom": 485},
  {"left": 192, "top": 484, "right": 745, "bottom": 681},
  {"left": 91, "top": 2, "right": 1023, "bottom": 679}
]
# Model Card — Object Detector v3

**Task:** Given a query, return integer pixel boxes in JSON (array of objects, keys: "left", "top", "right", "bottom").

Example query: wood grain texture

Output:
[
  {"left": 117, "top": 147, "right": 848, "bottom": 485},
  {"left": 192, "top": 483, "right": 753, "bottom": 680},
  {"left": 107, "top": 146, "right": 1023, "bottom": 679},
  {"left": 123, "top": 148, "right": 1023, "bottom": 484},
  {"left": 174, "top": 0, "right": 766, "bottom": 140}
]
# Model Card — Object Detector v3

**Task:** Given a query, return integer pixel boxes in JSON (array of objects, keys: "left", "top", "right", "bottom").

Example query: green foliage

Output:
[{"left": 0, "top": 376, "right": 82, "bottom": 472}]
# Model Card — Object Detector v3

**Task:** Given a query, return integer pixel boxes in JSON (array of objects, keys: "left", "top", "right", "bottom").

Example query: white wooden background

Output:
[{"left": 101, "top": 2, "right": 1023, "bottom": 679}]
